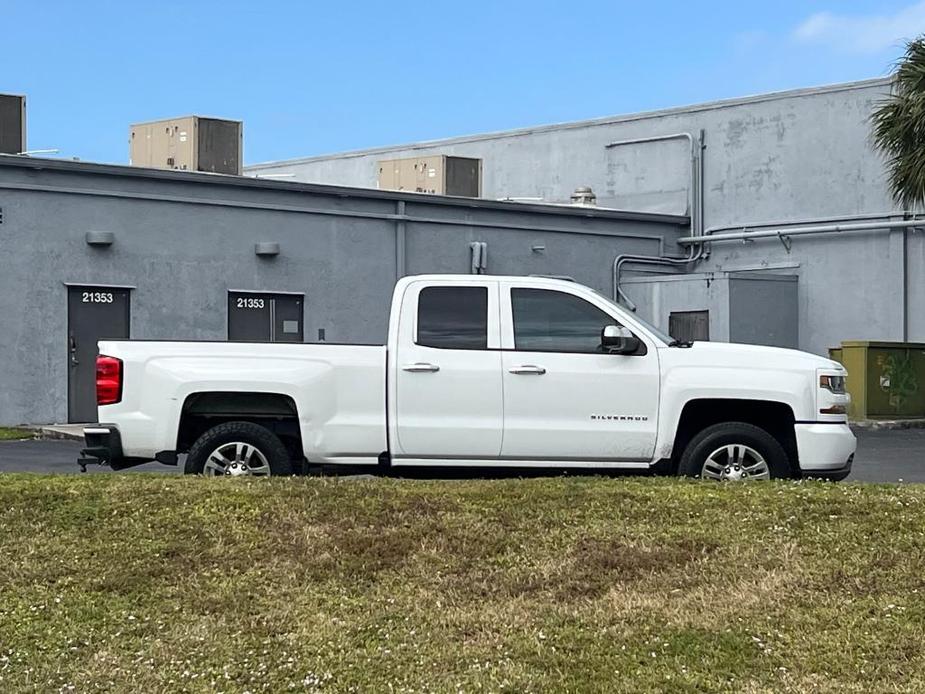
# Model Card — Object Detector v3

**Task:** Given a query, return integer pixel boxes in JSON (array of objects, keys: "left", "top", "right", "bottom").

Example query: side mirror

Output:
[{"left": 601, "top": 325, "right": 640, "bottom": 355}]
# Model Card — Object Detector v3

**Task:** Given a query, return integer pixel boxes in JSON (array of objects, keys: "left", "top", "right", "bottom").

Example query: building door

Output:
[
  {"left": 67, "top": 286, "right": 131, "bottom": 423},
  {"left": 669, "top": 310, "right": 710, "bottom": 342},
  {"left": 228, "top": 292, "right": 304, "bottom": 342}
]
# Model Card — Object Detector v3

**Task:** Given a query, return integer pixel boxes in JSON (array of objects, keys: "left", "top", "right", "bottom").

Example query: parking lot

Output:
[{"left": 1, "top": 428, "right": 923, "bottom": 483}]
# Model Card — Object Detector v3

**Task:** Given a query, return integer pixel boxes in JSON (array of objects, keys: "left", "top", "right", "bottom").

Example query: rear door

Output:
[
  {"left": 67, "top": 286, "right": 131, "bottom": 423},
  {"left": 393, "top": 280, "right": 503, "bottom": 460}
]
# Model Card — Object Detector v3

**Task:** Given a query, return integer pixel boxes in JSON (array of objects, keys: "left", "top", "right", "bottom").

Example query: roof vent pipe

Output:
[{"left": 570, "top": 186, "right": 597, "bottom": 206}]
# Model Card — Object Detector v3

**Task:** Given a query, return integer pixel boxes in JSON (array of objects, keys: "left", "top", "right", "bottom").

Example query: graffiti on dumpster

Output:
[{"left": 877, "top": 351, "right": 919, "bottom": 411}]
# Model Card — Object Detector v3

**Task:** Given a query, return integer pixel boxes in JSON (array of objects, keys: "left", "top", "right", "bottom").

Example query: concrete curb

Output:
[{"left": 850, "top": 419, "right": 925, "bottom": 431}]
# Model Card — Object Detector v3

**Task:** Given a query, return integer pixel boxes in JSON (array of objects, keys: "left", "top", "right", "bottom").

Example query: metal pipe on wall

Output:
[
  {"left": 605, "top": 132, "right": 699, "bottom": 228},
  {"left": 903, "top": 226, "right": 909, "bottom": 342},
  {"left": 612, "top": 253, "right": 696, "bottom": 309},
  {"left": 677, "top": 218, "right": 924, "bottom": 246},
  {"left": 674, "top": 215, "right": 923, "bottom": 345},
  {"left": 611, "top": 148, "right": 922, "bottom": 306},
  {"left": 610, "top": 130, "right": 706, "bottom": 308},
  {"left": 698, "top": 211, "right": 914, "bottom": 240}
]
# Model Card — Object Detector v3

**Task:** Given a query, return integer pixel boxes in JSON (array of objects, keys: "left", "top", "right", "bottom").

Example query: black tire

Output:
[
  {"left": 678, "top": 421, "right": 790, "bottom": 480},
  {"left": 184, "top": 421, "right": 293, "bottom": 476}
]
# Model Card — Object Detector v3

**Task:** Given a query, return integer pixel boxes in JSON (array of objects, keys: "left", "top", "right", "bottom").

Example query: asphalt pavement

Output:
[
  {"left": 849, "top": 427, "right": 925, "bottom": 483},
  {"left": 0, "top": 438, "right": 175, "bottom": 474},
  {"left": 1, "top": 428, "right": 924, "bottom": 482}
]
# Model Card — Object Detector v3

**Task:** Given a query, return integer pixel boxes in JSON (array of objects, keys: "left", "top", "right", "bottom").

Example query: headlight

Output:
[{"left": 820, "top": 374, "right": 846, "bottom": 394}]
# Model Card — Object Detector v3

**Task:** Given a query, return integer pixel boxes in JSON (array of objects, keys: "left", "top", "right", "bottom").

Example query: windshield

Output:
[{"left": 589, "top": 288, "right": 674, "bottom": 345}]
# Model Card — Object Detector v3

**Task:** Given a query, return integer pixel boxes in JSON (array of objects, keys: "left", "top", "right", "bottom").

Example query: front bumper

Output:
[{"left": 795, "top": 422, "right": 856, "bottom": 481}]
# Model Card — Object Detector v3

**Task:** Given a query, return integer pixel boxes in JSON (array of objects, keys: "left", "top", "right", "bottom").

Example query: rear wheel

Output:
[
  {"left": 678, "top": 422, "right": 790, "bottom": 481},
  {"left": 185, "top": 421, "right": 293, "bottom": 477}
]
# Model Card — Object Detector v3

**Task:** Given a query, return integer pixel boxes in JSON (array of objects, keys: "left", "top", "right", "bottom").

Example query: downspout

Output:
[{"left": 903, "top": 221, "right": 909, "bottom": 342}]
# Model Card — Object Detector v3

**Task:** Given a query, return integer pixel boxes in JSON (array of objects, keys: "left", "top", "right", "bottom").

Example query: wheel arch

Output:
[
  {"left": 669, "top": 398, "right": 799, "bottom": 477},
  {"left": 177, "top": 391, "right": 304, "bottom": 466}
]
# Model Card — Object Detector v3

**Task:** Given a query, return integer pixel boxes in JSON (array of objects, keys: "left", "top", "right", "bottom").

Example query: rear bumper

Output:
[
  {"left": 795, "top": 423, "right": 856, "bottom": 480},
  {"left": 79, "top": 424, "right": 142, "bottom": 471}
]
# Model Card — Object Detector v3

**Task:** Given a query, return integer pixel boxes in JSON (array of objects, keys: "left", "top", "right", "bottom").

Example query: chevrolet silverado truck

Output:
[{"left": 80, "top": 274, "right": 856, "bottom": 481}]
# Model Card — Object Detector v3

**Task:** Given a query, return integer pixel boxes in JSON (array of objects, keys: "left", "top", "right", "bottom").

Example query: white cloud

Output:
[{"left": 793, "top": 1, "right": 925, "bottom": 53}]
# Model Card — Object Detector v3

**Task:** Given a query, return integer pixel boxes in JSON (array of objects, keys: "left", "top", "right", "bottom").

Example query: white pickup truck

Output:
[{"left": 81, "top": 274, "right": 856, "bottom": 481}]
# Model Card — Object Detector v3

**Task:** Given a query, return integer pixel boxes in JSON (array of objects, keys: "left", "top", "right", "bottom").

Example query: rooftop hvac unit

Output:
[
  {"left": 129, "top": 116, "right": 243, "bottom": 175},
  {"left": 377, "top": 155, "right": 481, "bottom": 197},
  {"left": 0, "top": 94, "right": 26, "bottom": 155}
]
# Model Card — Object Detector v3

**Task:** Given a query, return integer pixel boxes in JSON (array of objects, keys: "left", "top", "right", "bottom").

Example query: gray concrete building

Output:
[
  {"left": 3, "top": 76, "right": 922, "bottom": 426},
  {"left": 0, "top": 155, "right": 685, "bottom": 425},
  {"left": 246, "top": 77, "right": 924, "bottom": 358}
]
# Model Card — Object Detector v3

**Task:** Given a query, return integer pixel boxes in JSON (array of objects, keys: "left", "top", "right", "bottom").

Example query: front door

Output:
[
  {"left": 67, "top": 286, "right": 131, "bottom": 423},
  {"left": 228, "top": 292, "right": 304, "bottom": 342},
  {"left": 499, "top": 285, "right": 659, "bottom": 462},
  {"left": 393, "top": 281, "right": 503, "bottom": 459}
]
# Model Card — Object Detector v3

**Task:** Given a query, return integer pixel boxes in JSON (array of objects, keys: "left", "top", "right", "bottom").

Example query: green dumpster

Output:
[{"left": 828, "top": 341, "right": 925, "bottom": 420}]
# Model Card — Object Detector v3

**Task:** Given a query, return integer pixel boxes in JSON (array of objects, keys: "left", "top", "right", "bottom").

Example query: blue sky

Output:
[{"left": 4, "top": 0, "right": 924, "bottom": 165}]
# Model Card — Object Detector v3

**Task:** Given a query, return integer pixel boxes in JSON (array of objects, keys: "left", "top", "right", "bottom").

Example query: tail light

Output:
[{"left": 96, "top": 355, "right": 123, "bottom": 406}]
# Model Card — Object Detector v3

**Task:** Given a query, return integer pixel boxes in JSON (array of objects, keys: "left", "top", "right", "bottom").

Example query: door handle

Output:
[
  {"left": 508, "top": 364, "right": 546, "bottom": 375},
  {"left": 69, "top": 335, "right": 79, "bottom": 367},
  {"left": 402, "top": 362, "right": 440, "bottom": 373}
]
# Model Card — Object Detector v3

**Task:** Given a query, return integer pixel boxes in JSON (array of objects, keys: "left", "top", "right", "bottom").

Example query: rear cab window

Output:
[{"left": 416, "top": 286, "right": 488, "bottom": 350}]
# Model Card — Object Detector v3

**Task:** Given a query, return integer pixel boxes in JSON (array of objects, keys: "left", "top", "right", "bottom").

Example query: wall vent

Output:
[
  {"left": 254, "top": 241, "right": 280, "bottom": 257},
  {"left": 85, "top": 230, "right": 115, "bottom": 247},
  {"left": 0, "top": 207, "right": 4, "bottom": 224}
]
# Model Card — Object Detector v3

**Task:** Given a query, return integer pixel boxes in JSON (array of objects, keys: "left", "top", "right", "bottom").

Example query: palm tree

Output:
[{"left": 871, "top": 37, "right": 925, "bottom": 210}]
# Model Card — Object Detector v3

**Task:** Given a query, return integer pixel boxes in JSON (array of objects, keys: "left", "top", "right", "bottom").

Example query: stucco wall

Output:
[
  {"left": 0, "top": 159, "right": 683, "bottom": 425},
  {"left": 245, "top": 79, "right": 894, "bottom": 224},
  {"left": 621, "top": 272, "right": 799, "bottom": 349},
  {"left": 245, "top": 78, "right": 923, "bottom": 357}
]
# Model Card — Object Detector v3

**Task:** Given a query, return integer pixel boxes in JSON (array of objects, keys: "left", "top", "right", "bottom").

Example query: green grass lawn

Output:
[
  {"left": 1, "top": 475, "right": 924, "bottom": 693},
  {"left": 0, "top": 427, "right": 33, "bottom": 441}
]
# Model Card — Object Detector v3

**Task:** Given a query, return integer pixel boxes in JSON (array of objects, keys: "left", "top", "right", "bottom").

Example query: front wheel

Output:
[
  {"left": 678, "top": 422, "right": 790, "bottom": 481},
  {"left": 185, "top": 421, "right": 293, "bottom": 477}
]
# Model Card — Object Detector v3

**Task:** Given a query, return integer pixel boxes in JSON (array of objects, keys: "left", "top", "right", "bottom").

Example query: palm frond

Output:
[{"left": 871, "top": 37, "right": 925, "bottom": 209}]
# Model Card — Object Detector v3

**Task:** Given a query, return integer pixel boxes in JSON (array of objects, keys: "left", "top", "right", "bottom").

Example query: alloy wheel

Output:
[
  {"left": 202, "top": 441, "right": 271, "bottom": 477},
  {"left": 701, "top": 443, "right": 770, "bottom": 481}
]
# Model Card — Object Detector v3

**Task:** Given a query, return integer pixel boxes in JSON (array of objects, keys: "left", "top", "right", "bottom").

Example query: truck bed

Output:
[{"left": 96, "top": 340, "right": 388, "bottom": 463}]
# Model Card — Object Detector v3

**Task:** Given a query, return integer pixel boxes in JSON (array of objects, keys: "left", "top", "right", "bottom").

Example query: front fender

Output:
[{"left": 655, "top": 364, "right": 813, "bottom": 459}]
